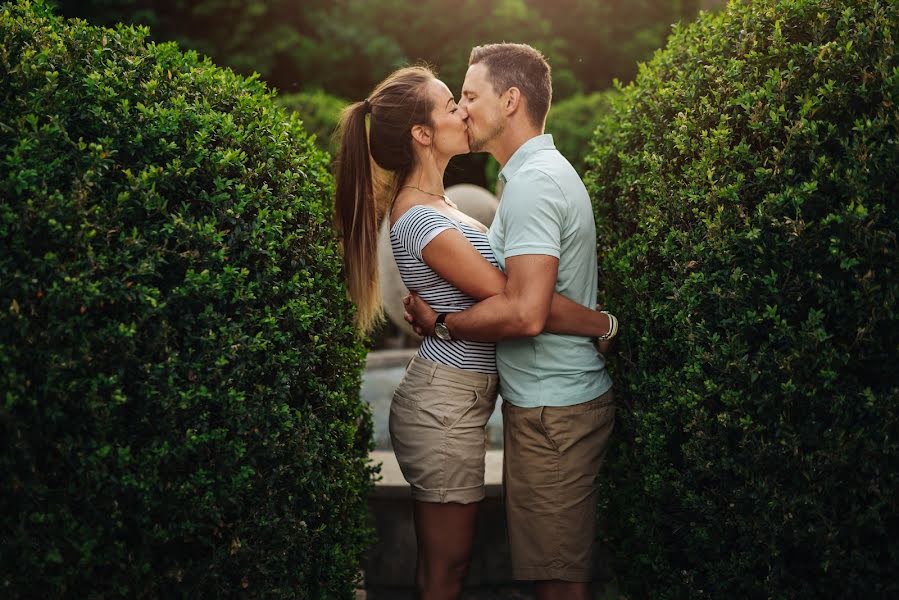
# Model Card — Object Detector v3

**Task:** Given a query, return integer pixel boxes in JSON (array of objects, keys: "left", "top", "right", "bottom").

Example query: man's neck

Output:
[{"left": 491, "top": 126, "right": 544, "bottom": 170}]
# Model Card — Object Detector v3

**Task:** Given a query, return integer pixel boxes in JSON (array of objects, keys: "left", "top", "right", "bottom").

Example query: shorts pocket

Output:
[{"left": 421, "top": 383, "right": 478, "bottom": 429}]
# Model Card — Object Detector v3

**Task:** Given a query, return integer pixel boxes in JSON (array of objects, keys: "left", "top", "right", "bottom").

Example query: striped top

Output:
[{"left": 390, "top": 204, "right": 498, "bottom": 374}]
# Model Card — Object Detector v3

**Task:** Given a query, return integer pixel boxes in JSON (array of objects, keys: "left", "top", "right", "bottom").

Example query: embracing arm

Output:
[{"left": 418, "top": 230, "right": 613, "bottom": 340}]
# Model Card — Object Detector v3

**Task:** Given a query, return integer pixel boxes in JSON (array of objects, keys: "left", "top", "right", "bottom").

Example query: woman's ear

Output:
[{"left": 411, "top": 124, "right": 433, "bottom": 147}]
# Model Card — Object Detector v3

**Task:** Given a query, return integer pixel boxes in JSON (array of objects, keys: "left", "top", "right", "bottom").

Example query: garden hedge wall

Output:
[
  {"left": 0, "top": 2, "right": 373, "bottom": 597},
  {"left": 587, "top": 0, "right": 898, "bottom": 598}
]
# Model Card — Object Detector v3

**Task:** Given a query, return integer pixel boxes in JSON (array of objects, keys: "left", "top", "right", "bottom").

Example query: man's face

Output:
[{"left": 459, "top": 63, "right": 506, "bottom": 154}]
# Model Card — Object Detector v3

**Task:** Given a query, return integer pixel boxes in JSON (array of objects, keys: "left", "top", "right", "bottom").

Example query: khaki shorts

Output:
[
  {"left": 502, "top": 389, "right": 615, "bottom": 582},
  {"left": 389, "top": 356, "right": 498, "bottom": 504}
]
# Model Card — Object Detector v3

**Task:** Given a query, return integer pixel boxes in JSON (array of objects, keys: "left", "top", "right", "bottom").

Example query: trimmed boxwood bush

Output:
[
  {"left": 0, "top": 2, "right": 373, "bottom": 598},
  {"left": 587, "top": 0, "right": 898, "bottom": 598}
]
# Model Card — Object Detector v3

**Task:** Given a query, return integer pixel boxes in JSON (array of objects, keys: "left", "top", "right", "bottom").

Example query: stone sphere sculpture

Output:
[
  {"left": 445, "top": 183, "right": 500, "bottom": 228},
  {"left": 378, "top": 184, "right": 499, "bottom": 334}
]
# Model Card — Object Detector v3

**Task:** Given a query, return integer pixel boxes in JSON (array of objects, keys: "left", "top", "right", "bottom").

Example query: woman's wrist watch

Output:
[{"left": 434, "top": 313, "right": 453, "bottom": 341}]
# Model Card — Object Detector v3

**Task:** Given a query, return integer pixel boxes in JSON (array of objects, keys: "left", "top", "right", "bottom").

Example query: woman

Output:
[{"left": 334, "top": 66, "right": 616, "bottom": 599}]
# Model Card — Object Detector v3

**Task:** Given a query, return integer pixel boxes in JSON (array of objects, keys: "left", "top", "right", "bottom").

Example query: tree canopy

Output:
[{"left": 52, "top": 0, "right": 710, "bottom": 100}]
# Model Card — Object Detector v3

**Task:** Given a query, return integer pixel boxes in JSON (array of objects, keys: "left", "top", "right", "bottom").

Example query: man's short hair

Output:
[{"left": 469, "top": 43, "right": 552, "bottom": 128}]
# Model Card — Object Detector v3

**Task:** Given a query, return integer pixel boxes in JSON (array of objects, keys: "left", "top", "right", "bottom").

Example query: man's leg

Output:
[{"left": 503, "top": 391, "right": 616, "bottom": 592}]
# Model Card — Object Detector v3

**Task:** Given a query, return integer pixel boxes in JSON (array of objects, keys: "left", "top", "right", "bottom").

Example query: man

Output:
[{"left": 403, "top": 43, "right": 616, "bottom": 600}]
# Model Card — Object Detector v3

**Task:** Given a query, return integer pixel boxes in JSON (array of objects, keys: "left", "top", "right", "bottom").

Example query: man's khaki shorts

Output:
[
  {"left": 502, "top": 389, "right": 615, "bottom": 582},
  {"left": 389, "top": 356, "right": 498, "bottom": 504}
]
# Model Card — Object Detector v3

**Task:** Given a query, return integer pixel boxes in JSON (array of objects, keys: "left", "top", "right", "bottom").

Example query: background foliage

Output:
[
  {"left": 545, "top": 89, "right": 619, "bottom": 177},
  {"left": 276, "top": 89, "right": 348, "bottom": 158},
  {"left": 587, "top": 0, "right": 899, "bottom": 597},
  {"left": 50, "top": 0, "right": 710, "bottom": 101},
  {"left": 1, "top": 2, "right": 373, "bottom": 597},
  {"left": 50, "top": 0, "right": 717, "bottom": 187}
]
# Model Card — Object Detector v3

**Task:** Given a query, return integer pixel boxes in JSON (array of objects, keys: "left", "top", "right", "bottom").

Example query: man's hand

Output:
[{"left": 403, "top": 292, "right": 438, "bottom": 337}]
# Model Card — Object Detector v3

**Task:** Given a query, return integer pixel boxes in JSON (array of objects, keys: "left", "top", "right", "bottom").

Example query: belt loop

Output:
[{"left": 427, "top": 362, "right": 437, "bottom": 384}]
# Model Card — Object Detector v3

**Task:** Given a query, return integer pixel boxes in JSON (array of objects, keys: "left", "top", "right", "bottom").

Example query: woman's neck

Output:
[{"left": 404, "top": 158, "right": 447, "bottom": 196}]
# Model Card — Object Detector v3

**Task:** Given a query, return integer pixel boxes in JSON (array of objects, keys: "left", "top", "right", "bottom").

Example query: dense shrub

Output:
[
  {"left": 276, "top": 89, "right": 347, "bottom": 158},
  {"left": 587, "top": 0, "right": 898, "bottom": 598},
  {"left": 0, "top": 2, "right": 373, "bottom": 598},
  {"left": 546, "top": 90, "right": 617, "bottom": 176}
]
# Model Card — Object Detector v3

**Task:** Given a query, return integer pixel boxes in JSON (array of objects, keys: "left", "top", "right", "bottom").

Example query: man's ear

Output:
[
  {"left": 504, "top": 87, "right": 522, "bottom": 116},
  {"left": 411, "top": 124, "right": 433, "bottom": 146}
]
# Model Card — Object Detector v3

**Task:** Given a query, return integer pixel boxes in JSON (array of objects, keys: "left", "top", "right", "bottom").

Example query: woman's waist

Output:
[
  {"left": 418, "top": 338, "right": 497, "bottom": 375},
  {"left": 406, "top": 355, "right": 498, "bottom": 389},
  {"left": 420, "top": 337, "right": 496, "bottom": 352},
  {"left": 409, "top": 298, "right": 477, "bottom": 313}
]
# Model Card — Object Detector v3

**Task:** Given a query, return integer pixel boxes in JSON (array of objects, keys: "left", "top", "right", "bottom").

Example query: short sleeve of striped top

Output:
[
  {"left": 389, "top": 204, "right": 498, "bottom": 374},
  {"left": 392, "top": 204, "right": 455, "bottom": 261}
]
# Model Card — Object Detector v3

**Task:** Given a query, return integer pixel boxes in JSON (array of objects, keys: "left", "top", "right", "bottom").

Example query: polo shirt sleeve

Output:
[{"left": 500, "top": 169, "right": 566, "bottom": 259}]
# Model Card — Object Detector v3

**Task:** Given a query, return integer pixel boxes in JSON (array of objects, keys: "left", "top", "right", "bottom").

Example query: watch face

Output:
[{"left": 435, "top": 322, "right": 451, "bottom": 341}]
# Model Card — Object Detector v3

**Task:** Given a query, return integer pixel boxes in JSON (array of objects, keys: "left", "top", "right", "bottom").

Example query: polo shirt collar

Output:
[{"left": 498, "top": 134, "right": 555, "bottom": 184}]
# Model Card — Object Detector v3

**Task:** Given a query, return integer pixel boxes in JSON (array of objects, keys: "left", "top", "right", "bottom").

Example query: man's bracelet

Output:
[{"left": 597, "top": 311, "right": 619, "bottom": 340}]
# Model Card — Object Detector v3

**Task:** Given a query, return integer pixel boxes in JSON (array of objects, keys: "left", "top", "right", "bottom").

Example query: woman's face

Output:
[{"left": 426, "top": 78, "right": 470, "bottom": 158}]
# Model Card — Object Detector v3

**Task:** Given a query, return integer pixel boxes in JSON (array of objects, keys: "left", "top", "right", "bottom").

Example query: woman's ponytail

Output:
[
  {"left": 333, "top": 66, "right": 436, "bottom": 333},
  {"left": 334, "top": 101, "right": 382, "bottom": 333}
]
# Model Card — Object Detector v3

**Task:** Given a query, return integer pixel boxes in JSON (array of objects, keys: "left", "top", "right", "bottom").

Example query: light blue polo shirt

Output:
[{"left": 488, "top": 134, "right": 612, "bottom": 407}]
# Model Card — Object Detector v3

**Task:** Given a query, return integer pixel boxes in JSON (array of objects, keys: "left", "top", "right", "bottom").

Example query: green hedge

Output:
[
  {"left": 0, "top": 2, "right": 373, "bottom": 597},
  {"left": 276, "top": 89, "right": 347, "bottom": 158},
  {"left": 587, "top": 0, "right": 898, "bottom": 598},
  {"left": 546, "top": 89, "right": 618, "bottom": 176}
]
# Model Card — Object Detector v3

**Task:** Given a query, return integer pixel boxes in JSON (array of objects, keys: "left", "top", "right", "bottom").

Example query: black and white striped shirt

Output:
[{"left": 390, "top": 205, "right": 498, "bottom": 374}]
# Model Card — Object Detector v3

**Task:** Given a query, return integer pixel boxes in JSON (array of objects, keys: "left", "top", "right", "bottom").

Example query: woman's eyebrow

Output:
[{"left": 445, "top": 97, "right": 455, "bottom": 109}]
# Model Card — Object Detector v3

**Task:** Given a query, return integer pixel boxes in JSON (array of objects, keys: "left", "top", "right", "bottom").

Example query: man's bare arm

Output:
[
  {"left": 417, "top": 232, "right": 613, "bottom": 339},
  {"left": 433, "top": 253, "right": 558, "bottom": 342}
]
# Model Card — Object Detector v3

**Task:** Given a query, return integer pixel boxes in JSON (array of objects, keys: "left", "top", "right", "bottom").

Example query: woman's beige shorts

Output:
[{"left": 389, "top": 356, "right": 498, "bottom": 504}]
